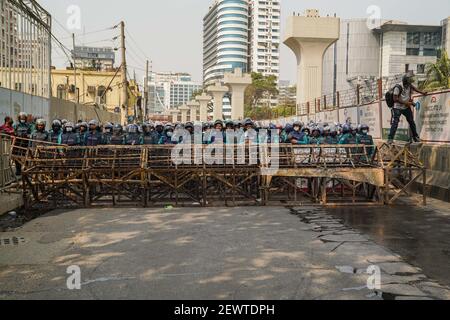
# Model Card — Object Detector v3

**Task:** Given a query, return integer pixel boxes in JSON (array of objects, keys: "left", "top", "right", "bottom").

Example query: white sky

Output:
[{"left": 39, "top": 0, "right": 450, "bottom": 83}]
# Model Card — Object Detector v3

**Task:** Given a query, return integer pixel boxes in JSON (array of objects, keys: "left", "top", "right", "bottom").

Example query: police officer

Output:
[
  {"left": 110, "top": 124, "right": 125, "bottom": 145},
  {"left": 209, "top": 120, "right": 225, "bottom": 144},
  {"left": 78, "top": 122, "right": 88, "bottom": 146},
  {"left": 13, "top": 112, "right": 32, "bottom": 175},
  {"left": 358, "top": 124, "right": 375, "bottom": 158},
  {"left": 85, "top": 120, "right": 103, "bottom": 146},
  {"left": 49, "top": 120, "right": 63, "bottom": 145},
  {"left": 102, "top": 122, "right": 114, "bottom": 144},
  {"left": 159, "top": 123, "right": 176, "bottom": 145},
  {"left": 289, "top": 121, "right": 308, "bottom": 145},
  {"left": 155, "top": 122, "right": 164, "bottom": 141},
  {"left": 30, "top": 119, "right": 49, "bottom": 148},
  {"left": 142, "top": 122, "right": 159, "bottom": 145},
  {"left": 324, "top": 126, "right": 339, "bottom": 145},
  {"left": 61, "top": 122, "right": 80, "bottom": 146},
  {"left": 14, "top": 112, "right": 32, "bottom": 138},
  {"left": 339, "top": 125, "right": 358, "bottom": 145},
  {"left": 125, "top": 124, "right": 143, "bottom": 145},
  {"left": 310, "top": 127, "right": 324, "bottom": 145}
]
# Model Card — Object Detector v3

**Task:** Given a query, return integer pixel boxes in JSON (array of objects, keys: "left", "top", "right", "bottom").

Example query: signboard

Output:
[
  {"left": 358, "top": 103, "right": 382, "bottom": 139},
  {"left": 416, "top": 91, "right": 450, "bottom": 143},
  {"left": 322, "top": 109, "right": 339, "bottom": 125},
  {"left": 338, "top": 107, "right": 358, "bottom": 126},
  {"left": 381, "top": 101, "right": 410, "bottom": 141}
]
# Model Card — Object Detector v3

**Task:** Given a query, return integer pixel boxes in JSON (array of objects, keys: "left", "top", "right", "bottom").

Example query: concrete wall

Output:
[
  {"left": 323, "top": 19, "right": 381, "bottom": 95},
  {"left": 412, "top": 144, "right": 450, "bottom": 202},
  {"left": 0, "top": 87, "right": 50, "bottom": 124},
  {"left": 0, "top": 87, "right": 120, "bottom": 126},
  {"left": 50, "top": 98, "right": 120, "bottom": 124}
]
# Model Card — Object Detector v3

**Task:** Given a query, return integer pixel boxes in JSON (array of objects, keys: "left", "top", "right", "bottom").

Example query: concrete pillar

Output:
[
  {"left": 207, "top": 82, "right": 228, "bottom": 121},
  {"left": 196, "top": 93, "right": 212, "bottom": 122},
  {"left": 224, "top": 68, "right": 252, "bottom": 121},
  {"left": 187, "top": 100, "right": 200, "bottom": 122},
  {"left": 170, "top": 109, "right": 180, "bottom": 123},
  {"left": 283, "top": 10, "right": 339, "bottom": 114},
  {"left": 178, "top": 105, "right": 190, "bottom": 123}
]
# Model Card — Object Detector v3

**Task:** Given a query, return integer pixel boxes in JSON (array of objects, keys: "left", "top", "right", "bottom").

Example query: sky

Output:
[{"left": 39, "top": 0, "right": 450, "bottom": 84}]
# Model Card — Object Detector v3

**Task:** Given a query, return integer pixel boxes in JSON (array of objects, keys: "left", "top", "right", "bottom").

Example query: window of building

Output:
[
  {"left": 407, "top": 32, "right": 420, "bottom": 45},
  {"left": 57, "top": 84, "right": 66, "bottom": 100},
  {"left": 406, "top": 48, "right": 420, "bottom": 56},
  {"left": 417, "top": 64, "right": 426, "bottom": 74},
  {"left": 97, "top": 86, "right": 107, "bottom": 104},
  {"left": 423, "top": 48, "right": 437, "bottom": 56}
]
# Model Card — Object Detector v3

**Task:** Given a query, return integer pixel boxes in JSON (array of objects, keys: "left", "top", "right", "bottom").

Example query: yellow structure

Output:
[
  {"left": 51, "top": 68, "right": 123, "bottom": 114},
  {"left": 51, "top": 68, "right": 142, "bottom": 124}
]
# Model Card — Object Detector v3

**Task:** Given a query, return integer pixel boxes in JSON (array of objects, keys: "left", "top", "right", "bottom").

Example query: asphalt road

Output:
[{"left": 0, "top": 206, "right": 449, "bottom": 300}]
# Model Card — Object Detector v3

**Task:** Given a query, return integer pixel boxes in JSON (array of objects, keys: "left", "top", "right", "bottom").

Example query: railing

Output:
[
  {"left": 296, "top": 74, "right": 404, "bottom": 115},
  {"left": 0, "top": 135, "right": 16, "bottom": 189},
  {"left": 6, "top": 136, "right": 425, "bottom": 208}
]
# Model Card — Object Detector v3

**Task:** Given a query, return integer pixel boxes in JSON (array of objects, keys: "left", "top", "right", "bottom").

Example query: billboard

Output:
[
  {"left": 358, "top": 103, "right": 382, "bottom": 139},
  {"left": 416, "top": 91, "right": 450, "bottom": 143}
]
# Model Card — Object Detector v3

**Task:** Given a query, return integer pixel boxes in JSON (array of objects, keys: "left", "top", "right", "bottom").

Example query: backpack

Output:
[{"left": 385, "top": 84, "right": 403, "bottom": 109}]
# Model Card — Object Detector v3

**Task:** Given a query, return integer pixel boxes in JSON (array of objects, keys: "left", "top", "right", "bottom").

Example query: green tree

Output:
[
  {"left": 422, "top": 50, "right": 450, "bottom": 91},
  {"left": 190, "top": 88, "right": 205, "bottom": 101},
  {"left": 244, "top": 72, "right": 279, "bottom": 110}
]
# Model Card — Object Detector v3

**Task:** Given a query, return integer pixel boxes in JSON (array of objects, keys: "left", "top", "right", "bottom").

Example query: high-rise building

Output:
[
  {"left": 278, "top": 80, "right": 296, "bottom": 106},
  {"left": 248, "top": 0, "right": 281, "bottom": 80},
  {"left": 203, "top": 0, "right": 250, "bottom": 118},
  {"left": 203, "top": 0, "right": 249, "bottom": 86},
  {"left": 322, "top": 19, "right": 381, "bottom": 96},
  {"left": 72, "top": 46, "right": 115, "bottom": 71},
  {"left": 322, "top": 19, "right": 444, "bottom": 97},
  {"left": 147, "top": 72, "right": 202, "bottom": 114}
]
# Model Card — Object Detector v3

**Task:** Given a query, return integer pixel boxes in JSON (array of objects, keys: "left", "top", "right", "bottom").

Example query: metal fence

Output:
[
  {"left": 0, "top": 0, "right": 52, "bottom": 98},
  {"left": 0, "top": 134, "right": 15, "bottom": 188},
  {"left": 297, "top": 74, "right": 404, "bottom": 115}
]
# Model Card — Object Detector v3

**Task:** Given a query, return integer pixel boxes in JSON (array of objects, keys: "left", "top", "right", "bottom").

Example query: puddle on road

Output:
[{"left": 323, "top": 205, "right": 450, "bottom": 288}]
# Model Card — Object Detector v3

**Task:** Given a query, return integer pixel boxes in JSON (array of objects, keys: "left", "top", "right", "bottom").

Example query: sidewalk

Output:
[{"left": 0, "top": 192, "right": 23, "bottom": 217}]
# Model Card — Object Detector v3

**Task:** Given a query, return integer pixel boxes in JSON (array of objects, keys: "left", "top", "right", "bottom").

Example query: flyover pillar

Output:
[
  {"left": 196, "top": 93, "right": 212, "bottom": 122},
  {"left": 187, "top": 100, "right": 200, "bottom": 122},
  {"left": 207, "top": 82, "right": 229, "bottom": 121},
  {"left": 170, "top": 109, "right": 180, "bottom": 123},
  {"left": 224, "top": 68, "right": 252, "bottom": 121},
  {"left": 178, "top": 105, "right": 190, "bottom": 123},
  {"left": 283, "top": 9, "right": 340, "bottom": 114}
]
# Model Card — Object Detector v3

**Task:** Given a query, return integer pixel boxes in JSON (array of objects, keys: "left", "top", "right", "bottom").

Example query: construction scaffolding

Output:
[
  {"left": 0, "top": 0, "right": 51, "bottom": 98},
  {"left": 6, "top": 136, "right": 427, "bottom": 209}
]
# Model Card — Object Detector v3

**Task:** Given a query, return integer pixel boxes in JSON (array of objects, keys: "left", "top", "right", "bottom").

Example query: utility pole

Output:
[
  {"left": 72, "top": 33, "right": 79, "bottom": 103},
  {"left": 143, "top": 60, "right": 149, "bottom": 122},
  {"left": 120, "top": 21, "right": 128, "bottom": 125}
]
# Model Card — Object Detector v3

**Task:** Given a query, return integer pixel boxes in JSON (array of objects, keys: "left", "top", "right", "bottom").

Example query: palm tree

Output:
[{"left": 422, "top": 50, "right": 450, "bottom": 91}]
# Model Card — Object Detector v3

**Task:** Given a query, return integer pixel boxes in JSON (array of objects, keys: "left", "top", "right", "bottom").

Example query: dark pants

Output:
[{"left": 388, "top": 108, "right": 419, "bottom": 140}]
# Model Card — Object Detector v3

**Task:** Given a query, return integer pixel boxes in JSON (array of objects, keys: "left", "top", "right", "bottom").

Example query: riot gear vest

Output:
[
  {"left": 14, "top": 123, "right": 31, "bottom": 138},
  {"left": 143, "top": 132, "right": 159, "bottom": 145},
  {"left": 85, "top": 131, "right": 103, "bottom": 146},
  {"left": 31, "top": 130, "right": 49, "bottom": 142},
  {"left": 110, "top": 134, "right": 125, "bottom": 145},
  {"left": 61, "top": 132, "right": 80, "bottom": 146},
  {"left": 125, "top": 133, "right": 142, "bottom": 145},
  {"left": 49, "top": 130, "right": 62, "bottom": 144}
]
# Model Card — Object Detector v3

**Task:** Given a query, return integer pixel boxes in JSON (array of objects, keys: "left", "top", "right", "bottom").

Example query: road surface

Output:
[{"left": 0, "top": 205, "right": 449, "bottom": 300}]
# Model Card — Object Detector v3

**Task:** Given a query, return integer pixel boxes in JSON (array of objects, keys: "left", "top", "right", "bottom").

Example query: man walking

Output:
[{"left": 388, "top": 71, "right": 427, "bottom": 144}]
